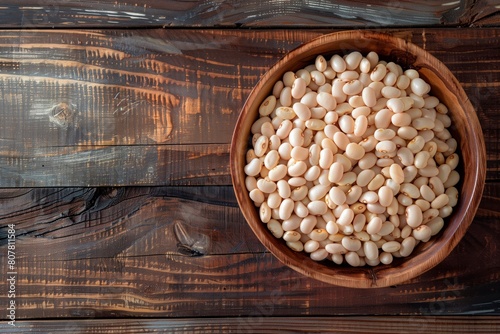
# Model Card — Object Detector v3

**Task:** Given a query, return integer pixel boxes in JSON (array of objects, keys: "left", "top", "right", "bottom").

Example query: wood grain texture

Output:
[
  {"left": 0, "top": 28, "right": 499, "bottom": 186},
  {"left": 0, "top": 1, "right": 496, "bottom": 28},
  {"left": 2, "top": 316, "right": 500, "bottom": 333},
  {"left": 0, "top": 27, "right": 499, "bottom": 322},
  {"left": 0, "top": 183, "right": 499, "bottom": 319}
]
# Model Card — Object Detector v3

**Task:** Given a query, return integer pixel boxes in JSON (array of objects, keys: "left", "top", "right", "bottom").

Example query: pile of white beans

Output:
[{"left": 244, "top": 51, "right": 460, "bottom": 267}]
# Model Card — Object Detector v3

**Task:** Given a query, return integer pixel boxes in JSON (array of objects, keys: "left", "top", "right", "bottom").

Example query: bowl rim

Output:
[{"left": 230, "top": 30, "right": 486, "bottom": 288}]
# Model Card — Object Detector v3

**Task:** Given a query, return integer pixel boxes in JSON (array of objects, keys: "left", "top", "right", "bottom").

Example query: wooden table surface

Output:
[{"left": 1, "top": 1, "right": 500, "bottom": 333}]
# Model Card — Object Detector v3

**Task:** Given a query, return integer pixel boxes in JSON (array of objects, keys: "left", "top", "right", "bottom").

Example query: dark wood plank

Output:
[
  {"left": 2, "top": 316, "right": 500, "bottom": 333},
  {"left": 0, "top": 144, "right": 230, "bottom": 187},
  {"left": 0, "top": 1, "right": 488, "bottom": 28},
  {"left": 0, "top": 182, "right": 499, "bottom": 318},
  {"left": 0, "top": 28, "right": 499, "bottom": 186},
  {"left": 0, "top": 29, "right": 300, "bottom": 186}
]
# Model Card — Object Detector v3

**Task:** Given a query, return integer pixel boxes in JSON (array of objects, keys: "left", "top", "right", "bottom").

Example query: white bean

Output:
[
  {"left": 343, "top": 80, "right": 363, "bottom": 95},
  {"left": 392, "top": 112, "right": 412, "bottom": 127},
  {"left": 315, "top": 55, "right": 327, "bottom": 72},
  {"left": 439, "top": 205, "right": 453, "bottom": 218},
  {"left": 342, "top": 236, "right": 362, "bottom": 252},
  {"left": 366, "top": 216, "right": 382, "bottom": 234},
  {"left": 406, "top": 205, "right": 423, "bottom": 228},
  {"left": 330, "top": 54, "right": 346, "bottom": 72},
  {"left": 291, "top": 77, "right": 307, "bottom": 99},
  {"left": 304, "top": 240, "right": 320, "bottom": 253},
  {"left": 400, "top": 183, "right": 420, "bottom": 199},
  {"left": 374, "top": 128, "right": 396, "bottom": 141},
  {"left": 307, "top": 201, "right": 328, "bottom": 215},
  {"left": 277, "top": 180, "right": 291, "bottom": 199},
  {"left": 289, "top": 128, "right": 304, "bottom": 147},
  {"left": 259, "top": 95, "right": 277, "bottom": 116},
  {"left": 446, "top": 187, "right": 459, "bottom": 207},
  {"left": 333, "top": 132, "right": 350, "bottom": 151},
  {"left": 446, "top": 153, "right": 460, "bottom": 170},
  {"left": 308, "top": 184, "right": 330, "bottom": 201},
  {"left": 317, "top": 91, "right": 337, "bottom": 110},
  {"left": 345, "top": 142, "right": 365, "bottom": 160},
  {"left": 329, "top": 186, "right": 347, "bottom": 206},
  {"left": 300, "top": 215, "right": 317, "bottom": 234},
  {"left": 338, "top": 115, "right": 355, "bottom": 134},
  {"left": 267, "top": 192, "right": 282, "bottom": 209},
  {"left": 376, "top": 140, "right": 397, "bottom": 154},
  {"left": 384, "top": 71, "right": 398, "bottom": 86},
  {"left": 398, "top": 126, "right": 418, "bottom": 140},
  {"left": 279, "top": 198, "right": 295, "bottom": 220},
  {"left": 381, "top": 86, "right": 401, "bottom": 99},
  {"left": 319, "top": 148, "right": 334, "bottom": 169},
  {"left": 310, "top": 248, "right": 329, "bottom": 261},
  {"left": 345, "top": 251, "right": 361, "bottom": 267},
  {"left": 354, "top": 115, "right": 368, "bottom": 137},
  {"left": 356, "top": 152, "right": 375, "bottom": 170},
  {"left": 293, "top": 102, "right": 312, "bottom": 121},
  {"left": 431, "top": 193, "right": 450, "bottom": 209},
  {"left": 345, "top": 51, "right": 363, "bottom": 70},
  {"left": 370, "top": 64, "right": 387, "bottom": 82},
  {"left": 283, "top": 230, "right": 301, "bottom": 242},
  {"left": 249, "top": 188, "right": 265, "bottom": 204},
  {"left": 296, "top": 69, "right": 312, "bottom": 85},
  {"left": 340, "top": 70, "right": 359, "bottom": 81},
  {"left": 378, "top": 221, "right": 395, "bottom": 236},
  {"left": 427, "top": 217, "right": 445, "bottom": 236},
  {"left": 309, "top": 228, "right": 329, "bottom": 241},
  {"left": 378, "top": 186, "right": 393, "bottom": 207},
  {"left": 382, "top": 241, "right": 401, "bottom": 253},
  {"left": 288, "top": 160, "right": 307, "bottom": 177},
  {"left": 267, "top": 219, "right": 284, "bottom": 238},
  {"left": 331, "top": 79, "right": 347, "bottom": 103},
  {"left": 412, "top": 117, "right": 435, "bottom": 131},
  {"left": 379, "top": 252, "right": 393, "bottom": 265},
  {"left": 286, "top": 240, "right": 304, "bottom": 252},
  {"left": 356, "top": 169, "right": 375, "bottom": 187},
  {"left": 359, "top": 136, "right": 378, "bottom": 152},
  {"left": 257, "top": 178, "right": 277, "bottom": 194},
  {"left": 310, "top": 70, "right": 326, "bottom": 86},
  {"left": 399, "top": 236, "right": 416, "bottom": 257},
  {"left": 410, "top": 78, "right": 428, "bottom": 96},
  {"left": 272, "top": 80, "right": 284, "bottom": 98},
  {"left": 397, "top": 195, "right": 411, "bottom": 209},
  {"left": 396, "top": 147, "right": 413, "bottom": 167},
  {"left": 280, "top": 86, "right": 292, "bottom": 106},
  {"left": 412, "top": 224, "right": 432, "bottom": 241},
  {"left": 276, "top": 119, "right": 293, "bottom": 139},
  {"left": 374, "top": 108, "right": 394, "bottom": 129},
  {"left": 290, "top": 185, "right": 308, "bottom": 201},
  {"left": 362, "top": 86, "right": 377, "bottom": 107},
  {"left": 244, "top": 158, "right": 262, "bottom": 177},
  {"left": 337, "top": 208, "right": 355, "bottom": 226},
  {"left": 429, "top": 176, "right": 445, "bottom": 196}
]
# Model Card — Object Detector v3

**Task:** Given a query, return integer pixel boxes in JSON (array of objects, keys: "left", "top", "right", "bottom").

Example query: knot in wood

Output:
[{"left": 49, "top": 102, "right": 76, "bottom": 129}]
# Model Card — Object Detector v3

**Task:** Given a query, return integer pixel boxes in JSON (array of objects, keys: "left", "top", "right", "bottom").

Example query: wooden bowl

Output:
[{"left": 230, "top": 30, "right": 486, "bottom": 288}]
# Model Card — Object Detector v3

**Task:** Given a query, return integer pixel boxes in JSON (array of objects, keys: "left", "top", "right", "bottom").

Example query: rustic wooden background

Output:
[{"left": 0, "top": 1, "right": 500, "bottom": 333}]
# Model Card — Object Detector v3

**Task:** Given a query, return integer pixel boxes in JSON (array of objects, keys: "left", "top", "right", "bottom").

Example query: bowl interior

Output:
[{"left": 230, "top": 31, "right": 486, "bottom": 288}]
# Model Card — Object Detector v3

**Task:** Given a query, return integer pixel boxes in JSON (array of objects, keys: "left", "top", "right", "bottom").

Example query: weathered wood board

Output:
[
  {"left": 0, "top": 29, "right": 499, "bottom": 186},
  {"left": 0, "top": 1, "right": 498, "bottom": 28}
]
